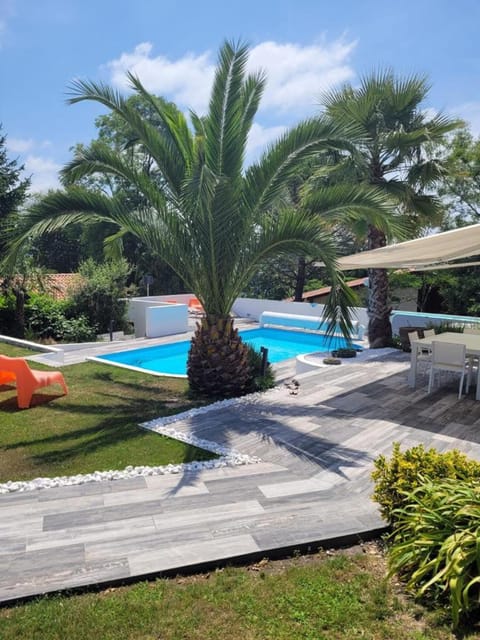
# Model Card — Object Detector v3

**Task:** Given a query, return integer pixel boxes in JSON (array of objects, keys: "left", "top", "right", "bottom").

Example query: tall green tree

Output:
[
  {"left": 65, "top": 94, "right": 187, "bottom": 292},
  {"left": 321, "top": 71, "right": 460, "bottom": 347},
  {"left": 0, "top": 126, "right": 31, "bottom": 336},
  {"left": 9, "top": 41, "right": 370, "bottom": 398},
  {"left": 0, "top": 126, "right": 30, "bottom": 261},
  {"left": 437, "top": 127, "right": 480, "bottom": 226}
]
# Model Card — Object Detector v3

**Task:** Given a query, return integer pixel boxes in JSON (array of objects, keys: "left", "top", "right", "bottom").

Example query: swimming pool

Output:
[{"left": 93, "top": 328, "right": 360, "bottom": 377}]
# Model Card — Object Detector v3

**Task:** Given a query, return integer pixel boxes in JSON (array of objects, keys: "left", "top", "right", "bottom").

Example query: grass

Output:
[
  {"left": 0, "top": 545, "right": 473, "bottom": 640},
  {"left": 0, "top": 342, "right": 215, "bottom": 482}
]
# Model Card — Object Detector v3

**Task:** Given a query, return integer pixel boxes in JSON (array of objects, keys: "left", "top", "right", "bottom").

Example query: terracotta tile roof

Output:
[
  {"left": 1, "top": 273, "right": 83, "bottom": 300},
  {"left": 42, "top": 274, "right": 83, "bottom": 300},
  {"left": 285, "top": 278, "right": 367, "bottom": 302}
]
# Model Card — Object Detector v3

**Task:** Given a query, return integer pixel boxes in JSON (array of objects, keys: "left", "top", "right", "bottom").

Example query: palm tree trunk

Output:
[
  {"left": 187, "top": 315, "right": 252, "bottom": 398},
  {"left": 293, "top": 256, "right": 306, "bottom": 301},
  {"left": 367, "top": 225, "right": 392, "bottom": 348}
]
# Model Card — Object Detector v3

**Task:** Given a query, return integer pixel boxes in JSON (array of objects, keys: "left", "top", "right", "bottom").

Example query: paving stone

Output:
[
  {"left": 2, "top": 351, "right": 480, "bottom": 602},
  {"left": 43, "top": 499, "right": 165, "bottom": 531}
]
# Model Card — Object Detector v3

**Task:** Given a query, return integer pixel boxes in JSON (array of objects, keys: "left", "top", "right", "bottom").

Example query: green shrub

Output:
[
  {"left": 0, "top": 292, "right": 16, "bottom": 335},
  {"left": 387, "top": 479, "right": 480, "bottom": 628},
  {"left": 24, "top": 293, "right": 96, "bottom": 343},
  {"left": 65, "top": 259, "right": 131, "bottom": 334},
  {"left": 25, "top": 294, "right": 68, "bottom": 340},
  {"left": 371, "top": 442, "right": 480, "bottom": 524},
  {"left": 435, "top": 322, "right": 464, "bottom": 334},
  {"left": 245, "top": 345, "right": 275, "bottom": 392},
  {"left": 389, "top": 335, "right": 403, "bottom": 350},
  {"left": 58, "top": 316, "right": 97, "bottom": 343}
]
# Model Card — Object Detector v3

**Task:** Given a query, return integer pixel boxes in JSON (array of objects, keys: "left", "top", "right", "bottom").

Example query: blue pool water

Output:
[{"left": 95, "top": 328, "right": 360, "bottom": 377}]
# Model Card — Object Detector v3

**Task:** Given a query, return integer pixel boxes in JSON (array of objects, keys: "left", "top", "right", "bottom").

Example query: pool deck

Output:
[{"left": 2, "top": 349, "right": 480, "bottom": 605}]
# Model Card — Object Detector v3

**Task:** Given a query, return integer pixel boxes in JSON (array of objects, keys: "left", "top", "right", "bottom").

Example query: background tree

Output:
[
  {"left": 0, "top": 126, "right": 32, "bottom": 336},
  {"left": 246, "top": 152, "right": 398, "bottom": 303},
  {"left": 321, "top": 71, "right": 460, "bottom": 347},
  {"left": 62, "top": 95, "right": 187, "bottom": 293},
  {"left": 67, "top": 258, "right": 132, "bottom": 334},
  {"left": 243, "top": 254, "right": 327, "bottom": 300},
  {"left": 0, "top": 126, "right": 30, "bottom": 261},
  {"left": 437, "top": 127, "right": 480, "bottom": 226},
  {"left": 9, "top": 41, "right": 363, "bottom": 399}
]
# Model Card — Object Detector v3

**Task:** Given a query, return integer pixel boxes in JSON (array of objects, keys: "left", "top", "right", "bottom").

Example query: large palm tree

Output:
[
  {"left": 9, "top": 42, "right": 378, "bottom": 397},
  {"left": 321, "top": 71, "right": 460, "bottom": 347}
]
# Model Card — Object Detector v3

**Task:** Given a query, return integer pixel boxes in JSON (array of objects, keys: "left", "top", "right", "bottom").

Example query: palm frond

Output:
[
  {"left": 407, "top": 159, "right": 448, "bottom": 189},
  {"left": 204, "top": 40, "right": 251, "bottom": 178},
  {"left": 226, "top": 209, "right": 338, "bottom": 310},
  {"left": 239, "top": 71, "right": 266, "bottom": 141},
  {"left": 244, "top": 117, "right": 359, "bottom": 216},
  {"left": 68, "top": 78, "right": 187, "bottom": 195},
  {"left": 302, "top": 184, "right": 405, "bottom": 240},
  {"left": 126, "top": 72, "right": 195, "bottom": 170},
  {"left": 321, "top": 269, "right": 358, "bottom": 340}
]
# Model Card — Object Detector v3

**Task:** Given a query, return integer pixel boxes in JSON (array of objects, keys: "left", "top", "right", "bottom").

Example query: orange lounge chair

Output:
[
  {"left": 0, "top": 369, "right": 16, "bottom": 385},
  {"left": 188, "top": 297, "right": 204, "bottom": 314},
  {"left": 0, "top": 355, "right": 68, "bottom": 409}
]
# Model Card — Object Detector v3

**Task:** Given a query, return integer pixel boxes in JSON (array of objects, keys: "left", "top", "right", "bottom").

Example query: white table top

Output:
[{"left": 413, "top": 331, "right": 480, "bottom": 353}]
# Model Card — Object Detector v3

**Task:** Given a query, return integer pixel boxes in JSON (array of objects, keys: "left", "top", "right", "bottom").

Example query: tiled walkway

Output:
[{"left": 2, "top": 351, "right": 480, "bottom": 604}]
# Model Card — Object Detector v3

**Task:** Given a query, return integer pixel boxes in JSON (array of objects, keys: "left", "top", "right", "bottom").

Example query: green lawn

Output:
[
  {"left": 0, "top": 342, "right": 214, "bottom": 482},
  {"left": 0, "top": 547, "right": 471, "bottom": 640}
]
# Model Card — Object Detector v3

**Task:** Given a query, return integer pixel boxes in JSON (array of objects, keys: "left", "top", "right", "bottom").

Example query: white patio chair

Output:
[
  {"left": 427, "top": 341, "right": 469, "bottom": 399},
  {"left": 408, "top": 331, "right": 431, "bottom": 375},
  {"left": 463, "top": 328, "right": 480, "bottom": 383},
  {"left": 423, "top": 328, "right": 436, "bottom": 338}
]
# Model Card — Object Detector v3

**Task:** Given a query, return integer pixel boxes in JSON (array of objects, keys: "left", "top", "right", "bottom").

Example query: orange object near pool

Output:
[
  {"left": 0, "top": 369, "right": 16, "bottom": 385},
  {"left": 188, "top": 297, "right": 204, "bottom": 313},
  {"left": 0, "top": 355, "right": 68, "bottom": 409}
]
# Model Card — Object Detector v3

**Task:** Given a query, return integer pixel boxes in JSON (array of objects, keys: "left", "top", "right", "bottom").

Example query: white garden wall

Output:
[
  {"left": 127, "top": 297, "right": 188, "bottom": 338},
  {"left": 232, "top": 297, "right": 369, "bottom": 327}
]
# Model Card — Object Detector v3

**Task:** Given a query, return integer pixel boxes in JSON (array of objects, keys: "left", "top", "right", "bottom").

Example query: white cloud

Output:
[
  {"left": 105, "top": 42, "right": 215, "bottom": 113},
  {"left": 451, "top": 102, "right": 480, "bottom": 135},
  {"left": 24, "top": 155, "right": 62, "bottom": 193},
  {"left": 5, "top": 137, "right": 61, "bottom": 192},
  {"left": 105, "top": 37, "right": 357, "bottom": 118},
  {"left": 247, "top": 40, "right": 356, "bottom": 113},
  {"left": 6, "top": 137, "right": 35, "bottom": 153},
  {"left": 246, "top": 122, "right": 286, "bottom": 165}
]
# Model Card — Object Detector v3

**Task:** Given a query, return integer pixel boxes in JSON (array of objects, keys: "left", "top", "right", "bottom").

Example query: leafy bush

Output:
[
  {"left": 25, "top": 294, "right": 68, "bottom": 340},
  {"left": 65, "top": 258, "right": 131, "bottom": 334},
  {"left": 387, "top": 479, "right": 480, "bottom": 628},
  {"left": 24, "top": 293, "right": 96, "bottom": 343},
  {"left": 389, "top": 335, "right": 403, "bottom": 350},
  {"left": 0, "top": 292, "right": 16, "bottom": 335},
  {"left": 58, "top": 316, "right": 97, "bottom": 343},
  {"left": 371, "top": 442, "right": 480, "bottom": 524},
  {"left": 246, "top": 345, "right": 275, "bottom": 392},
  {"left": 435, "top": 322, "right": 464, "bottom": 334}
]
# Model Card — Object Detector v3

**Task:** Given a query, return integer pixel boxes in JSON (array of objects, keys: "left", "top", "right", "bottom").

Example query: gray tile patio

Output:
[{"left": 2, "top": 349, "right": 480, "bottom": 604}]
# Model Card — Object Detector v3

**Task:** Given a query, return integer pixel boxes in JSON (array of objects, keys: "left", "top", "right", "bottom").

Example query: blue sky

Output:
[{"left": 1, "top": 0, "right": 479, "bottom": 192}]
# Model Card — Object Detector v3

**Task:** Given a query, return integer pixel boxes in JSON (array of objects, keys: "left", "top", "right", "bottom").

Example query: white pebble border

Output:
[{"left": 0, "top": 391, "right": 275, "bottom": 495}]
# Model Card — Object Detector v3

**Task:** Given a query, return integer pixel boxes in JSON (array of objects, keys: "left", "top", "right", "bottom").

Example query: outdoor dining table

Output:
[{"left": 408, "top": 331, "right": 480, "bottom": 400}]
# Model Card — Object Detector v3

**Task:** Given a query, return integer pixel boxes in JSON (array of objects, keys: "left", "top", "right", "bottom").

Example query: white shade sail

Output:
[{"left": 337, "top": 224, "right": 480, "bottom": 271}]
